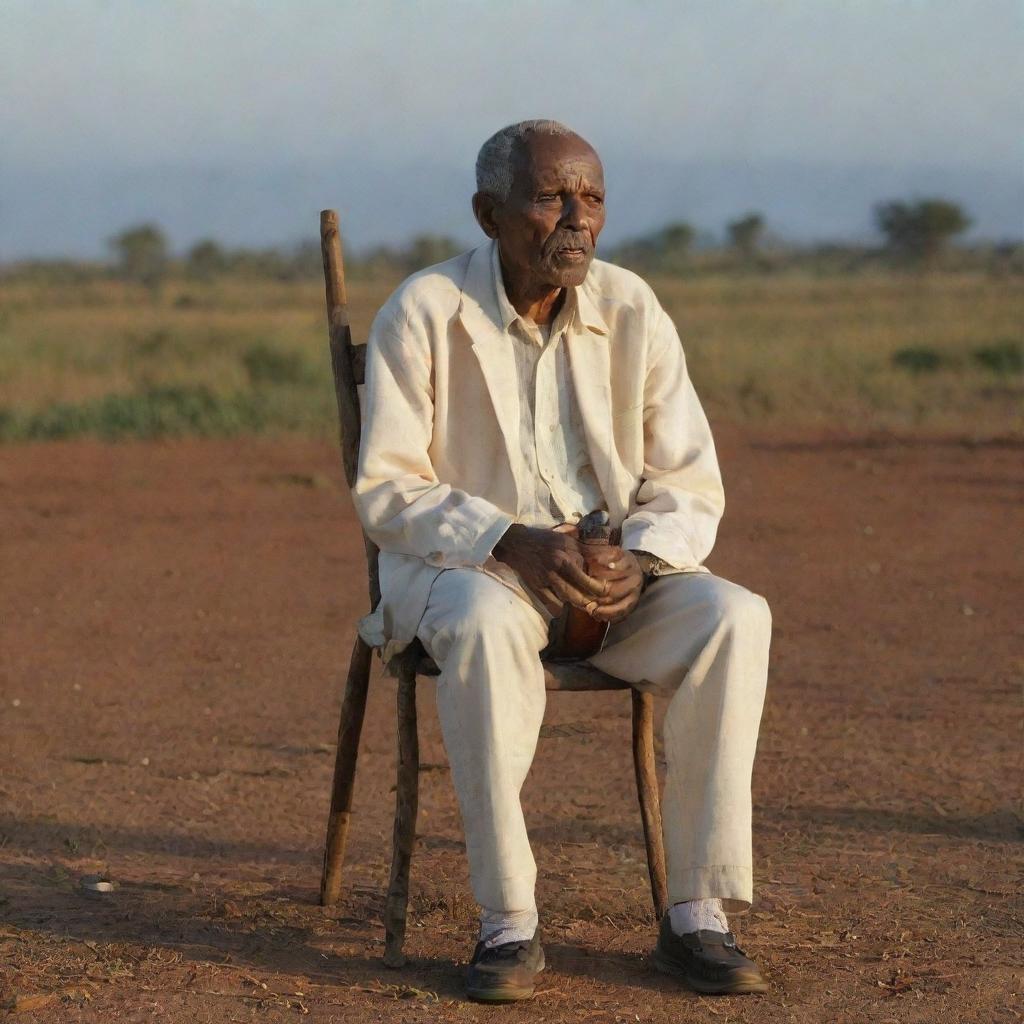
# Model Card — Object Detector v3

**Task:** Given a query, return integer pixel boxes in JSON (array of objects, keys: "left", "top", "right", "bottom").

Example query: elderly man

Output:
[{"left": 354, "top": 120, "right": 770, "bottom": 1001}]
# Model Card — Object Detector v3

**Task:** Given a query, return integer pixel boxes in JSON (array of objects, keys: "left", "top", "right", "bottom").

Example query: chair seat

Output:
[{"left": 415, "top": 656, "right": 630, "bottom": 692}]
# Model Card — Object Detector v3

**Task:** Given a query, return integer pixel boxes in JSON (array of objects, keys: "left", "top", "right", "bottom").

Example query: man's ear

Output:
[{"left": 472, "top": 192, "right": 501, "bottom": 239}]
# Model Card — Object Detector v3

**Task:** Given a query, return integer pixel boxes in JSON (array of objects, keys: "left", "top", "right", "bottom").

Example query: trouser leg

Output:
[
  {"left": 588, "top": 572, "right": 771, "bottom": 912},
  {"left": 416, "top": 569, "right": 550, "bottom": 915}
]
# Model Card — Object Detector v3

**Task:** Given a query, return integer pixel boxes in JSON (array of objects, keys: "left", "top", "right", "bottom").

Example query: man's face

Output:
[{"left": 478, "top": 132, "right": 606, "bottom": 290}]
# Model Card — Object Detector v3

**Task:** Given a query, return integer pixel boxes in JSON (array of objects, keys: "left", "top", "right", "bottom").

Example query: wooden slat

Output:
[
  {"left": 351, "top": 344, "right": 367, "bottom": 386},
  {"left": 383, "top": 658, "right": 419, "bottom": 968},
  {"left": 321, "top": 209, "right": 379, "bottom": 610},
  {"left": 320, "top": 210, "right": 359, "bottom": 487},
  {"left": 632, "top": 690, "right": 669, "bottom": 918},
  {"left": 320, "top": 635, "right": 373, "bottom": 906},
  {"left": 318, "top": 212, "right": 378, "bottom": 909}
]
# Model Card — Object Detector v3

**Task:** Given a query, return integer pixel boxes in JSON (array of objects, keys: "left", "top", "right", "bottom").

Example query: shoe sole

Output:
[
  {"left": 651, "top": 948, "right": 769, "bottom": 995},
  {"left": 466, "top": 949, "right": 545, "bottom": 1003}
]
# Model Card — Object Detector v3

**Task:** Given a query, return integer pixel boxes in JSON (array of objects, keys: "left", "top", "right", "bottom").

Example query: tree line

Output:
[{"left": 8, "top": 197, "right": 1018, "bottom": 291}]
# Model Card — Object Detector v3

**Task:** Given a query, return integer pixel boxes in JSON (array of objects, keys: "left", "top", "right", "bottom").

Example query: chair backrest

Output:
[{"left": 320, "top": 210, "right": 380, "bottom": 610}]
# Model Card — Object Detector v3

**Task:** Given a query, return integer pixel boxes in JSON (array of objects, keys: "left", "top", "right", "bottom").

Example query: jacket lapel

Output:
[
  {"left": 457, "top": 243, "right": 526, "bottom": 498},
  {"left": 568, "top": 280, "right": 628, "bottom": 522},
  {"left": 566, "top": 328, "right": 624, "bottom": 523}
]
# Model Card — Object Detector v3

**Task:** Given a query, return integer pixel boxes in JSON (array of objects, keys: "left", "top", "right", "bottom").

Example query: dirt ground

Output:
[{"left": 1, "top": 429, "right": 1021, "bottom": 1023}]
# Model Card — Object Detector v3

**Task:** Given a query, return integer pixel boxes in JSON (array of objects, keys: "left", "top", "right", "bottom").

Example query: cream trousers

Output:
[{"left": 416, "top": 567, "right": 771, "bottom": 916}]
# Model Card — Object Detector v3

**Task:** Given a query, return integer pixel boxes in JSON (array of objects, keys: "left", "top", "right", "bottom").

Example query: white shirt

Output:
[{"left": 490, "top": 243, "right": 606, "bottom": 528}]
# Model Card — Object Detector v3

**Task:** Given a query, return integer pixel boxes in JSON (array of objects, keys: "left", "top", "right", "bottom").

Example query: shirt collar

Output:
[{"left": 489, "top": 239, "right": 608, "bottom": 339}]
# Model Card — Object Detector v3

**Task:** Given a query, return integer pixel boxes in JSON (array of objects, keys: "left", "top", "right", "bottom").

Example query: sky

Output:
[{"left": 2, "top": 0, "right": 1022, "bottom": 258}]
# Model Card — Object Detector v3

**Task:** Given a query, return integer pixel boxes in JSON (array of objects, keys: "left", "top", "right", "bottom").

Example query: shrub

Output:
[
  {"left": 972, "top": 340, "right": 1023, "bottom": 376},
  {"left": 241, "top": 343, "right": 312, "bottom": 386},
  {"left": 4, "top": 386, "right": 265, "bottom": 441},
  {"left": 891, "top": 347, "right": 945, "bottom": 373}
]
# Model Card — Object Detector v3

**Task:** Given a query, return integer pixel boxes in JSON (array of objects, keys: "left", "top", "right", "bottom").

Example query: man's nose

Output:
[{"left": 559, "top": 195, "right": 588, "bottom": 230}]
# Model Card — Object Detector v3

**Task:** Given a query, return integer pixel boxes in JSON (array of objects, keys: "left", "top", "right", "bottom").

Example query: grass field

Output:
[{"left": 0, "top": 271, "right": 1021, "bottom": 441}]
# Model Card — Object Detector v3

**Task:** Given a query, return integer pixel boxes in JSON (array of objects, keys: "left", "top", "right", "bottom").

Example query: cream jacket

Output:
[{"left": 353, "top": 240, "right": 725, "bottom": 660}]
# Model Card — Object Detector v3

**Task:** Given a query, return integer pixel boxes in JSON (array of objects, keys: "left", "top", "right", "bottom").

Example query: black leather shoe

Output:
[
  {"left": 651, "top": 914, "right": 768, "bottom": 994},
  {"left": 465, "top": 933, "right": 545, "bottom": 1003}
]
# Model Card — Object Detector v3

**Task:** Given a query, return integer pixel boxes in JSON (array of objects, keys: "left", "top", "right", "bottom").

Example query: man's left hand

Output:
[{"left": 580, "top": 546, "right": 645, "bottom": 623}]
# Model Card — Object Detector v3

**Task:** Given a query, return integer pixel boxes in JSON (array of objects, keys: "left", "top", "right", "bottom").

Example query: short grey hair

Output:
[{"left": 475, "top": 119, "right": 574, "bottom": 201}]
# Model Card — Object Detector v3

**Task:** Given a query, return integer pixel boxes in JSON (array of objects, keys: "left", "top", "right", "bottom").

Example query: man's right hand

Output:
[{"left": 492, "top": 524, "right": 608, "bottom": 616}]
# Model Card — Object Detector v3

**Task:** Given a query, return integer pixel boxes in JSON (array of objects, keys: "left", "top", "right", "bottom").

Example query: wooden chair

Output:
[{"left": 316, "top": 210, "right": 668, "bottom": 968}]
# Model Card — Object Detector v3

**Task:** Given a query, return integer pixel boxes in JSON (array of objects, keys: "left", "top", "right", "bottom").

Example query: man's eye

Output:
[{"left": 588, "top": 195, "right": 605, "bottom": 206}]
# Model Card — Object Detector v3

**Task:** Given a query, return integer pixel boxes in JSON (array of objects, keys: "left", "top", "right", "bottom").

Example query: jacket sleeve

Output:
[
  {"left": 352, "top": 308, "right": 514, "bottom": 567},
  {"left": 618, "top": 303, "right": 725, "bottom": 569}
]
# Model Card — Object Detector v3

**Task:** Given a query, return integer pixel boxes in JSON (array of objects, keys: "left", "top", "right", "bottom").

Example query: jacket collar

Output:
[{"left": 458, "top": 240, "right": 609, "bottom": 341}]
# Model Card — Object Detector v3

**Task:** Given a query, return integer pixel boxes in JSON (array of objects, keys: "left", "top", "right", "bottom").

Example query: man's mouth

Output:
[{"left": 556, "top": 247, "right": 588, "bottom": 261}]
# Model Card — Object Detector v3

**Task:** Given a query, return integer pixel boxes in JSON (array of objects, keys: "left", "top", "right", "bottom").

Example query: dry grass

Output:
[{"left": 0, "top": 271, "right": 1021, "bottom": 440}]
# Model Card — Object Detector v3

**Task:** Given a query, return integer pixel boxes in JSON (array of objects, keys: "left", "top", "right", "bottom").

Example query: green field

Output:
[{"left": 0, "top": 272, "right": 1020, "bottom": 441}]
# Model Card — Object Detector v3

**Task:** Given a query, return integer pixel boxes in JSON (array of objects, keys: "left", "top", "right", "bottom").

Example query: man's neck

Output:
[{"left": 499, "top": 256, "right": 565, "bottom": 327}]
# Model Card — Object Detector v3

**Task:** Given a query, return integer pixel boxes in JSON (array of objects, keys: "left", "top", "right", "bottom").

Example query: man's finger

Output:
[
  {"left": 590, "top": 594, "right": 641, "bottom": 623},
  {"left": 537, "top": 587, "right": 563, "bottom": 616},
  {"left": 555, "top": 558, "right": 607, "bottom": 597},
  {"left": 595, "top": 576, "right": 643, "bottom": 604},
  {"left": 549, "top": 574, "right": 604, "bottom": 611}
]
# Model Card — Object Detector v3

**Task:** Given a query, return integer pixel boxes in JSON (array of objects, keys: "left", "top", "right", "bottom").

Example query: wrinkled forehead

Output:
[{"left": 510, "top": 132, "right": 604, "bottom": 193}]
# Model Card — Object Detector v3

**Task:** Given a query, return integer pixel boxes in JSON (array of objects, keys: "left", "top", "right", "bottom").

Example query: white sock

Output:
[
  {"left": 669, "top": 898, "right": 729, "bottom": 936},
  {"left": 479, "top": 906, "right": 538, "bottom": 948}
]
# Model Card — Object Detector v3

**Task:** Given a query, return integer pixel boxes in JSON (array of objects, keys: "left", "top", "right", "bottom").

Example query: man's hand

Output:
[
  {"left": 579, "top": 545, "right": 645, "bottom": 624},
  {"left": 493, "top": 524, "right": 608, "bottom": 616}
]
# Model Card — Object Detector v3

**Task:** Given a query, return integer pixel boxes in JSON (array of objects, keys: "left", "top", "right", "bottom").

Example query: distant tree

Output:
[
  {"left": 727, "top": 213, "right": 765, "bottom": 259},
  {"left": 657, "top": 222, "right": 696, "bottom": 261},
  {"left": 185, "top": 239, "right": 228, "bottom": 281},
  {"left": 874, "top": 198, "right": 971, "bottom": 263},
  {"left": 352, "top": 244, "right": 406, "bottom": 279},
  {"left": 217, "top": 241, "right": 325, "bottom": 281},
  {"left": 286, "top": 240, "right": 324, "bottom": 280},
  {"left": 404, "top": 234, "right": 462, "bottom": 272},
  {"left": 109, "top": 223, "right": 169, "bottom": 293},
  {"left": 612, "top": 221, "right": 696, "bottom": 274},
  {"left": 225, "top": 246, "right": 291, "bottom": 279}
]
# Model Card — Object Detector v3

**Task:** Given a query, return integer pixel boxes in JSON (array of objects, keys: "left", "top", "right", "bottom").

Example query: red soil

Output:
[{"left": 1, "top": 430, "right": 1021, "bottom": 1022}]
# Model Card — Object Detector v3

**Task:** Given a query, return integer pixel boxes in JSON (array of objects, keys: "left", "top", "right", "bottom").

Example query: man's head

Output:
[{"left": 472, "top": 120, "right": 606, "bottom": 292}]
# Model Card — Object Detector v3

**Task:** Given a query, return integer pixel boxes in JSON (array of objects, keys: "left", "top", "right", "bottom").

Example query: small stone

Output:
[
  {"left": 862, "top": 525, "right": 874, "bottom": 536},
  {"left": 72, "top": 683, "right": 82, "bottom": 691},
  {"left": 867, "top": 562, "right": 882, "bottom": 575},
  {"left": 11, "top": 698, "right": 20, "bottom": 707},
  {"left": 80, "top": 874, "right": 118, "bottom": 895},
  {"left": 961, "top": 604, "right": 975, "bottom": 617},
  {"left": 140, "top": 756, "right": 150, "bottom": 766}
]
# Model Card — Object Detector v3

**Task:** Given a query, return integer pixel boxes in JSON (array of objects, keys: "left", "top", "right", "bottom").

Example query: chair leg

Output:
[
  {"left": 631, "top": 689, "right": 669, "bottom": 920},
  {"left": 383, "top": 658, "right": 420, "bottom": 968},
  {"left": 320, "top": 635, "right": 374, "bottom": 907}
]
